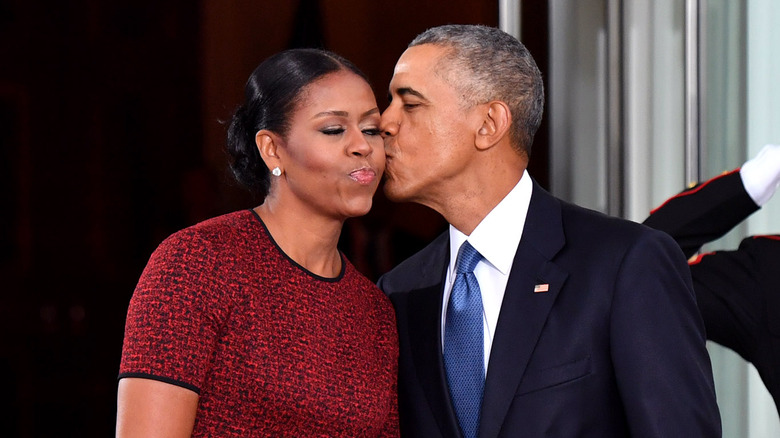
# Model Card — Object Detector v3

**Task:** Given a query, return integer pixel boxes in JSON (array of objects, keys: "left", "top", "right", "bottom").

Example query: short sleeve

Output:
[{"left": 118, "top": 229, "right": 233, "bottom": 393}]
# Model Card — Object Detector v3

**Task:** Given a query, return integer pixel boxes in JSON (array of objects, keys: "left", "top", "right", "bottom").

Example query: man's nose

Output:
[{"left": 380, "top": 107, "right": 399, "bottom": 138}]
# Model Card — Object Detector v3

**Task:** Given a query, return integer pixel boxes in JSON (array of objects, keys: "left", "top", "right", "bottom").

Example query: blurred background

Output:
[{"left": 1, "top": 0, "right": 778, "bottom": 436}]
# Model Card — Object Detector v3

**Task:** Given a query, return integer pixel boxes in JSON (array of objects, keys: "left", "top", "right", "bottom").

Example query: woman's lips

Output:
[{"left": 349, "top": 167, "right": 377, "bottom": 185}]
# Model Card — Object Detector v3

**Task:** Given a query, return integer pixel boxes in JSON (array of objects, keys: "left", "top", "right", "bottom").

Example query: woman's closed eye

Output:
[{"left": 321, "top": 127, "right": 345, "bottom": 135}]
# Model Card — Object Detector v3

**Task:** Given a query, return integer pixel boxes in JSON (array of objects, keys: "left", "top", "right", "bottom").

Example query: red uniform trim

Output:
[
  {"left": 688, "top": 252, "right": 715, "bottom": 266},
  {"left": 649, "top": 168, "right": 741, "bottom": 215},
  {"left": 753, "top": 235, "right": 780, "bottom": 241}
]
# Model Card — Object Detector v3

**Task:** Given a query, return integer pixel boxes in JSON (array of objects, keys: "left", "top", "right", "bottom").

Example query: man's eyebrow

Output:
[{"left": 388, "top": 87, "right": 427, "bottom": 101}]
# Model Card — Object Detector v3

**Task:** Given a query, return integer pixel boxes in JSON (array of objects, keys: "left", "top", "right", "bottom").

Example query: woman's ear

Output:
[
  {"left": 255, "top": 130, "right": 282, "bottom": 173},
  {"left": 475, "top": 101, "right": 511, "bottom": 150}
]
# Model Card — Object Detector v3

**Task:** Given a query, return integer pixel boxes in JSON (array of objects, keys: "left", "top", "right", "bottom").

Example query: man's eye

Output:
[
  {"left": 403, "top": 103, "right": 420, "bottom": 110},
  {"left": 321, "top": 128, "right": 345, "bottom": 135}
]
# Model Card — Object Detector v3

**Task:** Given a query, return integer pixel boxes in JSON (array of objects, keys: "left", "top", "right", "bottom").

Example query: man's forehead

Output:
[
  {"left": 393, "top": 44, "right": 442, "bottom": 76},
  {"left": 390, "top": 45, "right": 444, "bottom": 92}
]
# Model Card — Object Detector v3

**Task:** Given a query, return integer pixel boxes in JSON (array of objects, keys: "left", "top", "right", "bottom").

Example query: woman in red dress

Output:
[{"left": 116, "top": 49, "right": 398, "bottom": 437}]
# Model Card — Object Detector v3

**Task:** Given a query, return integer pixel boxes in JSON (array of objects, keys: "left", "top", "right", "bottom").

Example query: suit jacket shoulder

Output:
[
  {"left": 530, "top": 186, "right": 680, "bottom": 264},
  {"left": 378, "top": 231, "right": 449, "bottom": 296}
]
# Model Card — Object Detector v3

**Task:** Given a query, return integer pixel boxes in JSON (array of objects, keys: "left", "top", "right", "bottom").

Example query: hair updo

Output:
[{"left": 226, "top": 48, "right": 370, "bottom": 198}]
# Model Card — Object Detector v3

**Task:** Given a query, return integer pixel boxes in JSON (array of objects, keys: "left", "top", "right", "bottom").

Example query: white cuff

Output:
[{"left": 740, "top": 144, "right": 780, "bottom": 206}]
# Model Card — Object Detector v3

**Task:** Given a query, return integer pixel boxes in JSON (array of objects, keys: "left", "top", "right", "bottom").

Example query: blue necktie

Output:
[{"left": 443, "top": 241, "right": 484, "bottom": 438}]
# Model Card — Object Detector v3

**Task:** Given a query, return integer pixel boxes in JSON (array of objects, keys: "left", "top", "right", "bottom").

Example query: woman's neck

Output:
[{"left": 253, "top": 200, "right": 344, "bottom": 278}]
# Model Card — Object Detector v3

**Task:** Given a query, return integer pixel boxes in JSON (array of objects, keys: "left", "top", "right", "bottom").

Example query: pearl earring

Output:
[{"left": 271, "top": 167, "right": 281, "bottom": 177}]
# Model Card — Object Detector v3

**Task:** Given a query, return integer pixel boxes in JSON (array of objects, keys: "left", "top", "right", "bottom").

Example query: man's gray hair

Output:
[{"left": 410, "top": 24, "right": 544, "bottom": 155}]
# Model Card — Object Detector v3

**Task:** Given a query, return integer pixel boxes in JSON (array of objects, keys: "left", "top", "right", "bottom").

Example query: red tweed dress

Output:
[{"left": 119, "top": 210, "right": 399, "bottom": 437}]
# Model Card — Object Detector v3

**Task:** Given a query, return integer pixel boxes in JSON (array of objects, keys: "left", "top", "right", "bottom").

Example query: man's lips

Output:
[{"left": 349, "top": 167, "right": 377, "bottom": 185}]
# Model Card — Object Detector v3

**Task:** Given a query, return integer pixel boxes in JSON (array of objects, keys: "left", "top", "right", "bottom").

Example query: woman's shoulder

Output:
[
  {"left": 178, "top": 209, "right": 257, "bottom": 237},
  {"left": 147, "top": 210, "right": 262, "bottom": 267},
  {"left": 136, "top": 210, "right": 264, "bottom": 298},
  {"left": 164, "top": 210, "right": 258, "bottom": 248}
]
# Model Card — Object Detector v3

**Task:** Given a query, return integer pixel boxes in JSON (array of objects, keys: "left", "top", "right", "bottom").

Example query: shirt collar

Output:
[{"left": 448, "top": 170, "right": 533, "bottom": 275}]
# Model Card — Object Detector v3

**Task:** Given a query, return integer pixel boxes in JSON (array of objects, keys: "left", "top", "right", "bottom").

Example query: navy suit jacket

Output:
[{"left": 378, "top": 181, "right": 721, "bottom": 437}]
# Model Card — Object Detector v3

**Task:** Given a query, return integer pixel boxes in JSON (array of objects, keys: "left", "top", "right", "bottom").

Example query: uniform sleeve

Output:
[
  {"left": 643, "top": 170, "right": 759, "bottom": 258},
  {"left": 689, "top": 235, "right": 780, "bottom": 353},
  {"left": 610, "top": 229, "right": 721, "bottom": 436},
  {"left": 118, "top": 229, "right": 232, "bottom": 393}
]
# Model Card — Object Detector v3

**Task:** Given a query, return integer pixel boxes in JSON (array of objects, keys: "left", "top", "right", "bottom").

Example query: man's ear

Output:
[
  {"left": 255, "top": 130, "right": 282, "bottom": 172},
  {"left": 475, "top": 101, "right": 511, "bottom": 150}
]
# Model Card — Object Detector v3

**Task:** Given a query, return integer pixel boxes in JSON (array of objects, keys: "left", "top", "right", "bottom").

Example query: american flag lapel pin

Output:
[{"left": 534, "top": 283, "right": 550, "bottom": 293}]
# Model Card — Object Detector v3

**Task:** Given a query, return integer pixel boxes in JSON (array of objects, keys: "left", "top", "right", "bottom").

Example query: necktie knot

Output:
[{"left": 456, "top": 241, "right": 482, "bottom": 274}]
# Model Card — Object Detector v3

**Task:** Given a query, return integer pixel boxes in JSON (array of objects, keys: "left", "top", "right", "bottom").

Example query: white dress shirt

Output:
[{"left": 441, "top": 170, "right": 533, "bottom": 374}]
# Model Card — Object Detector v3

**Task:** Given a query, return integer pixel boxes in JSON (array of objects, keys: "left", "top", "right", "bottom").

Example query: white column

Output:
[{"left": 499, "top": 0, "right": 522, "bottom": 39}]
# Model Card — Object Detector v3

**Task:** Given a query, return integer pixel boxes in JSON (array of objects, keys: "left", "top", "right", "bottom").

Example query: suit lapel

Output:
[
  {"left": 479, "top": 182, "right": 569, "bottom": 438},
  {"left": 406, "top": 235, "right": 463, "bottom": 437}
]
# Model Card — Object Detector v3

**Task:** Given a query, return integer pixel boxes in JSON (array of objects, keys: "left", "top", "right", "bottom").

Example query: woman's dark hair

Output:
[{"left": 226, "top": 48, "right": 369, "bottom": 198}]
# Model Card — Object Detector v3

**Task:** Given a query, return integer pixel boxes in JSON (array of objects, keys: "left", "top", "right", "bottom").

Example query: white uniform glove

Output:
[{"left": 740, "top": 143, "right": 780, "bottom": 206}]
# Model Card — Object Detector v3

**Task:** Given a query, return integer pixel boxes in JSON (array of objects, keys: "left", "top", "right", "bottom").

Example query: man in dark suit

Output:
[
  {"left": 377, "top": 24, "right": 721, "bottom": 437},
  {"left": 644, "top": 143, "right": 780, "bottom": 414}
]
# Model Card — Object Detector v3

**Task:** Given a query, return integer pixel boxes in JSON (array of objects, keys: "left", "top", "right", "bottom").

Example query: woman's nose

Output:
[{"left": 347, "top": 130, "right": 372, "bottom": 157}]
